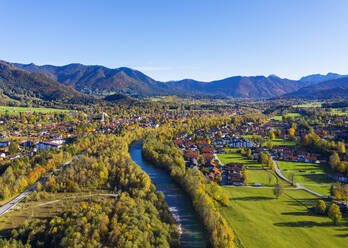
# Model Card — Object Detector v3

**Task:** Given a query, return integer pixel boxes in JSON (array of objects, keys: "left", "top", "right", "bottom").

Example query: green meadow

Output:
[
  {"left": 272, "top": 112, "right": 301, "bottom": 121},
  {"left": 0, "top": 106, "right": 70, "bottom": 114},
  {"left": 220, "top": 187, "right": 348, "bottom": 248},
  {"left": 278, "top": 161, "right": 333, "bottom": 196}
]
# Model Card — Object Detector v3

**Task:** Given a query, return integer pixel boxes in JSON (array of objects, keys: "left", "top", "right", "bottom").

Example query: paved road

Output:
[{"left": 0, "top": 152, "right": 85, "bottom": 217}]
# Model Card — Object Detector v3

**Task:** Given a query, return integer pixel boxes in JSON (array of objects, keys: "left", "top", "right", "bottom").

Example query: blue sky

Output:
[{"left": 1, "top": 0, "right": 348, "bottom": 81}]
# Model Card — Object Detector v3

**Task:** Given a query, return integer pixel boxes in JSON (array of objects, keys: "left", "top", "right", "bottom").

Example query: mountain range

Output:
[
  {"left": 0, "top": 61, "right": 92, "bottom": 104},
  {"left": 284, "top": 77, "right": 348, "bottom": 99},
  {"left": 0, "top": 60, "right": 346, "bottom": 101}
]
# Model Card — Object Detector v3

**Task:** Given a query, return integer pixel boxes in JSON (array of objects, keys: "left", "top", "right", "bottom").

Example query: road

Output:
[
  {"left": 271, "top": 154, "right": 347, "bottom": 207},
  {"left": 23, "top": 193, "right": 118, "bottom": 209},
  {"left": 0, "top": 152, "right": 85, "bottom": 217}
]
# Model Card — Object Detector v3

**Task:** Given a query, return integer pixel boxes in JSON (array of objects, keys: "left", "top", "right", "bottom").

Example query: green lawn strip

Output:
[
  {"left": 331, "top": 109, "right": 348, "bottom": 116},
  {"left": 271, "top": 113, "right": 301, "bottom": 121},
  {"left": 293, "top": 102, "right": 323, "bottom": 108},
  {"left": 271, "top": 138, "right": 296, "bottom": 147},
  {"left": 0, "top": 106, "right": 71, "bottom": 114},
  {"left": 218, "top": 150, "right": 263, "bottom": 168},
  {"left": 247, "top": 170, "right": 277, "bottom": 186},
  {"left": 240, "top": 135, "right": 254, "bottom": 139},
  {"left": 219, "top": 187, "right": 348, "bottom": 248}
]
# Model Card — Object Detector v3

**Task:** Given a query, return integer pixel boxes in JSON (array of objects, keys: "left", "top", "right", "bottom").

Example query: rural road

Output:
[
  {"left": 24, "top": 193, "right": 118, "bottom": 209},
  {"left": 271, "top": 154, "right": 348, "bottom": 207},
  {"left": 0, "top": 152, "right": 85, "bottom": 217}
]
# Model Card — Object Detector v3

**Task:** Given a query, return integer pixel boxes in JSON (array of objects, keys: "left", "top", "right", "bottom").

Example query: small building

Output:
[
  {"left": 36, "top": 141, "right": 62, "bottom": 150},
  {"left": 225, "top": 163, "right": 244, "bottom": 184},
  {"left": 0, "top": 141, "right": 10, "bottom": 147}
]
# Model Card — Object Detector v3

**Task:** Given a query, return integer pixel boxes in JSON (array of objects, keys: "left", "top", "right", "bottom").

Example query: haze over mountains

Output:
[{"left": 1, "top": 60, "right": 347, "bottom": 100}]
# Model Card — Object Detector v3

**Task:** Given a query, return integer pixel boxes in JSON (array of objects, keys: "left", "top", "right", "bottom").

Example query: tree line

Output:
[{"left": 142, "top": 132, "right": 235, "bottom": 248}]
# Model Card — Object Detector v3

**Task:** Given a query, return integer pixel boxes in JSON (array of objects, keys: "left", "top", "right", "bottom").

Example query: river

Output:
[{"left": 129, "top": 141, "right": 207, "bottom": 248}]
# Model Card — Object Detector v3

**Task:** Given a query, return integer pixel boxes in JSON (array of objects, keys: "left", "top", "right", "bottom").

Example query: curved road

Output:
[{"left": 271, "top": 154, "right": 347, "bottom": 207}]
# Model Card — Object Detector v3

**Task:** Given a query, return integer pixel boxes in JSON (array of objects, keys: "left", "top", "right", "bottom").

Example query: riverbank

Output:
[{"left": 129, "top": 141, "right": 207, "bottom": 248}]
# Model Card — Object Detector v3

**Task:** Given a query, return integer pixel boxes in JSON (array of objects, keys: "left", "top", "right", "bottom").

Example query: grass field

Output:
[
  {"left": 0, "top": 106, "right": 70, "bottom": 114},
  {"left": 218, "top": 150, "right": 263, "bottom": 168},
  {"left": 293, "top": 102, "right": 322, "bottom": 108},
  {"left": 278, "top": 161, "right": 333, "bottom": 196},
  {"left": 220, "top": 187, "right": 348, "bottom": 248},
  {"left": 272, "top": 113, "right": 301, "bottom": 121},
  {"left": 331, "top": 108, "right": 348, "bottom": 116},
  {"left": 271, "top": 138, "right": 296, "bottom": 147}
]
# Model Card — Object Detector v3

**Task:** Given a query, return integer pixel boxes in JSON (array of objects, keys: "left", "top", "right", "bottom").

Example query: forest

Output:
[{"left": 0, "top": 131, "right": 179, "bottom": 248}]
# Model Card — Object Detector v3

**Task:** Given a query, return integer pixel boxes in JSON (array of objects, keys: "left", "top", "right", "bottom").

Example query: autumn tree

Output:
[
  {"left": 315, "top": 200, "right": 326, "bottom": 215},
  {"left": 273, "top": 182, "right": 284, "bottom": 199},
  {"left": 328, "top": 203, "right": 342, "bottom": 225},
  {"left": 329, "top": 152, "right": 340, "bottom": 170},
  {"left": 338, "top": 141, "right": 346, "bottom": 153}
]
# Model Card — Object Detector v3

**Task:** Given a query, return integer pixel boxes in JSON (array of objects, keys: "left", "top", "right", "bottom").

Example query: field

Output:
[
  {"left": 272, "top": 113, "right": 301, "bottom": 121},
  {"left": 218, "top": 149, "right": 263, "bottom": 168},
  {"left": 271, "top": 138, "right": 296, "bottom": 147},
  {"left": 278, "top": 161, "right": 333, "bottom": 196},
  {"left": 331, "top": 108, "right": 348, "bottom": 116},
  {"left": 0, "top": 106, "right": 70, "bottom": 114},
  {"left": 220, "top": 187, "right": 348, "bottom": 248},
  {"left": 218, "top": 150, "right": 287, "bottom": 186},
  {"left": 293, "top": 102, "right": 322, "bottom": 108}
]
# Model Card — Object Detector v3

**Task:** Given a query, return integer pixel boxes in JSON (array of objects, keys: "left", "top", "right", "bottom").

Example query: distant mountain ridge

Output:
[
  {"left": 13, "top": 61, "right": 321, "bottom": 98},
  {"left": 299, "top": 73, "right": 347, "bottom": 83},
  {"left": 283, "top": 77, "right": 348, "bottom": 99}
]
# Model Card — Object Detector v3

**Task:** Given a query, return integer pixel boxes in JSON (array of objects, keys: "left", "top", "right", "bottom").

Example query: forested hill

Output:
[
  {"left": 166, "top": 75, "right": 312, "bottom": 98},
  {"left": 0, "top": 61, "right": 93, "bottom": 104},
  {"left": 14, "top": 61, "right": 315, "bottom": 98},
  {"left": 282, "top": 77, "right": 348, "bottom": 99},
  {"left": 13, "top": 62, "right": 175, "bottom": 97}
]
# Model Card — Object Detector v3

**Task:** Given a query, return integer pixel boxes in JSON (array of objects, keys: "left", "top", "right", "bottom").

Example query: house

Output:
[
  {"left": 36, "top": 141, "right": 62, "bottom": 150},
  {"left": 225, "top": 163, "right": 244, "bottom": 184},
  {"left": 228, "top": 138, "right": 254, "bottom": 148},
  {"left": 0, "top": 141, "right": 10, "bottom": 147}
]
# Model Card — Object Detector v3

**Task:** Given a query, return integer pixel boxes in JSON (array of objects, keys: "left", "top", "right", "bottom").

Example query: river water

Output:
[{"left": 129, "top": 141, "right": 207, "bottom": 248}]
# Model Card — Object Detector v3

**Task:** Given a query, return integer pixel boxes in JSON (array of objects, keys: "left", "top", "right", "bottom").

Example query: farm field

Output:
[
  {"left": 278, "top": 161, "right": 333, "bottom": 196},
  {"left": 220, "top": 187, "right": 348, "bottom": 248},
  {"left": 0, "top": 106, "right": 70, "bottom": 114}
]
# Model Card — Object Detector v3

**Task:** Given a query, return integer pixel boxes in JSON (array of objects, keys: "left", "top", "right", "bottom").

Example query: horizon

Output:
[
  {"left": 8, "top": 59, "right": 346, "bottom": 82},
  {"left": 2, "top": 0, "right": 348, "bottom": 81}
]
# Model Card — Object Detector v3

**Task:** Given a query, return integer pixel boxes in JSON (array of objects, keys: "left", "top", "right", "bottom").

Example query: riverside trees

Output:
[{"left": 142, "top": 132, "right": 235, "bottom": 248}]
